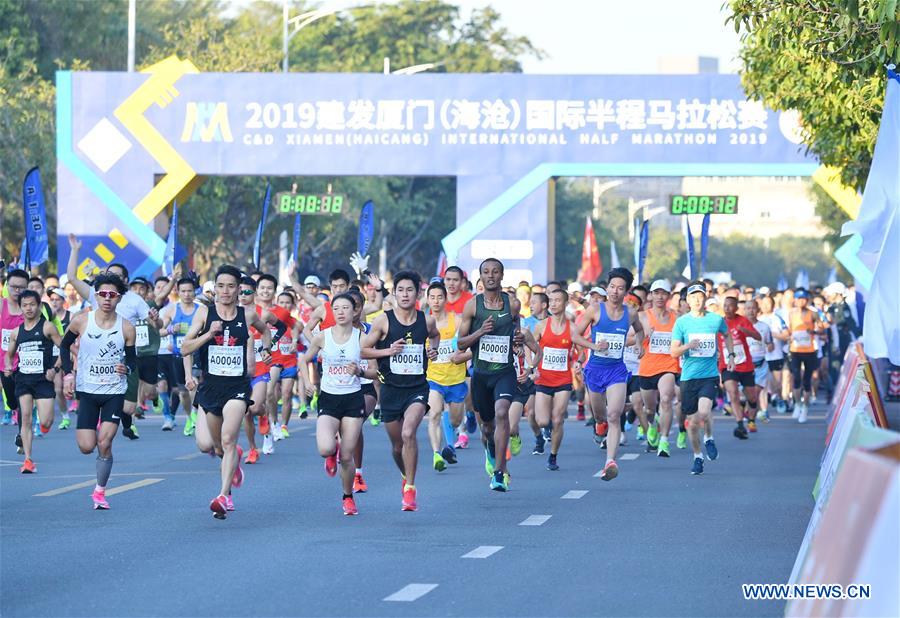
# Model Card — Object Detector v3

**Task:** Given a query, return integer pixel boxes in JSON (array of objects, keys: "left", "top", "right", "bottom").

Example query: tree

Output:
[{"left": 728, "top": 0, "right": 899, "bottom": 191}]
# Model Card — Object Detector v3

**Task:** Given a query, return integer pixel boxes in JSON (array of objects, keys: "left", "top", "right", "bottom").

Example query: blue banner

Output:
[
  {"left": 684, "top": 217, "right": 696, "bottom": 280},
  {"left": 827, "top": 267, "right": 837, "bottom": 285},
  {"left": 357, "top": 200, "right": 375, "bottom": 256},
  {"left": 638, "top": 220, "right": 649, "bottom": 284},
  {"left": 252, "top": 184, "right": 271, "bottom": 269},
  {"left": 795, "top": 269, "right": 809, "bottom": 290},
  {"left": 632, "top": 217, "right": 641, "bottom": 274},
  {"left": 700, "top": 213, "right": 711, "bottom": 273},
  {"left": 22, "top": 167, "right": 49, "bottom": 268},
  {"left": 777, "top": 274, "right": 788, "bottom": 291},
  {"left": 291, "top": 212, "right": 301, "bottom": 263},
  {"left": 163, "top": 201, "right": 178, "bottom": 276}
]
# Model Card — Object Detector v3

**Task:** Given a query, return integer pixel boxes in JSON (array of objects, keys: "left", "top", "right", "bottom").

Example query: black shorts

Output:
[
  {"left": 195, "top": 378, "right": 252, "bottom": 417},
  {"left": 639, "top": 372, "right": 679, "bottom": 392},
  {"left": 627, "top": 374, "right": 642, "bottom": 397},
  {"left": 512, "top": 379, "right": 535, "bottom": 405},
  {"left": 379, "top": 383, "right": 429, "bottom": 423},
  {"left": 75, "top": 392, "right": 126, "bottom": 429},
  {"left": 317, "top": 390, "right": 364, "bottom": 419},
  {"left": 158, "top": 355, "right": 186, "bottom": 388},
  {"left": 136, "top": 355, "right": 158, "bottom": 384},
  {"left": 721, "top": 369, "right": 755, "bottom": 388},
  {"left": 1, "top": 372, "right": 16, "bottom": 410},
  {"left": 14, "top": 377, "right": 55, "bottom": 400},
  {"left": 680, "top": 377, "right": 719, "bottom": 415},
  {"left": 471, "top": 370, "right": 517, "bottom": 422},
  {"left": 360, "top": 382, "right": 377, "bottom": 400},
  {"left": 535, "top": 383, "right": 573, "bottom": 397},
  {"left": 767, "top": 358, "right": 785, "bottom": 371}
]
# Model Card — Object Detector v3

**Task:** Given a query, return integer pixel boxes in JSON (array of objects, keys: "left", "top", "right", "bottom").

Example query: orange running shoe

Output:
[
  {"left": 599, "top": 459, "right": 619, "bottom": 481},
  {"left": 244, "top": 448, "right": 259, "bottom": 464},
  {"left": 401, "top": 485, "right": 417, "bottom": 511},
  {"left": 324, "top": 452, "right": 337, "bottom": 477},
  {"left": 20, "top": 459, "right": 36, "bottom": 474},
  {"left": 258, "top": 415, "right": 270, "bottom": 436},
  {"left": 342, "top": 496, "right": 358, "bottom": 516},
  {"left": 353, "top": 472, "right": 368, "bottom": 493},
  {"left": 505, "top": 447, "right": 512, "bottom": 461},
  {"left": 595, "top": 421, "right": 609, "bottom": 437},
  {"left": 210, "top": 495, "right": 227, "bottom": 519}
]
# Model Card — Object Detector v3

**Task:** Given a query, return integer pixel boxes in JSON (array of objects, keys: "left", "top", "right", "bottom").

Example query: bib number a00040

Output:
[{"left": 208, "top": 345, "right": 244, "bottom": 377}]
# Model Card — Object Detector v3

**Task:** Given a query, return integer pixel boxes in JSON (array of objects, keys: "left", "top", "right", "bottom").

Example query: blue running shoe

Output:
[
  {"left": 441, "top": 445, "right": 458, "bottom": 465},
  {"left": 691, "top": 456, "right": 704, "bottom": 475},
  {"left": 546, "top": 453, "right": 559, "bottom": 471},
  {"left": 1, "top": 410, "right": 11, "bottom": 425},
  {"left": 465, "top": 411, "right": 477, "bottom": 434},
  {"left": 704, "top": 438, "right": 718, "bottom": 461},
  {"left": 541, "top": 426, "right": 551, "bottom": 443},
  {"left": 489, "top": 470, "right": 508, "bottom": 492}
]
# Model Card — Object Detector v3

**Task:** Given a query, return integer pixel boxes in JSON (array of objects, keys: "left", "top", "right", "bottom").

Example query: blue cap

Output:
[
  {"left": 687, "top": 284, "right": 706, "bottom": 295},
  {"left": 794, "top": 289, "right": 809, "bottom": 299},
  {"left": 429, "top": 276, "right": 443, "bottom": 284}
]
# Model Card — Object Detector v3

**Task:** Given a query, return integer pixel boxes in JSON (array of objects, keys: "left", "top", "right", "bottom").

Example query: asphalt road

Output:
[{"left": 0, "top": 401, "right": 825, "bottom": 617}]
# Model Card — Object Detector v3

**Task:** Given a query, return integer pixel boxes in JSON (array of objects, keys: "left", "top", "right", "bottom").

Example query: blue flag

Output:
[
  {"left": 22, "top": 167, "right": 49, "bottom": 268},
  {"left": 683, "top": 217, "right": 695, "bottom": 279},
  {"left": 795, "top": 269, "right": 809, "bottom": 290},
  {"left": 632, "top": 217, "right": 641, "bottom": 273},
  {"left": 700, "top": 213, "right": 711, "bottom": 273},
  {"left": 827, "top": 267, "right": 838, "bottom": 285},
  {"left": 291, "top": 212, "right": 301, "bottom": 263},
  {"left": 777, "top": 274, "right": 788, "bottom": 291},
  {"left": 253, "top": 184, "right": 272, "bottom": 269},
  {"left": 637, "top": 220, "right": 649, "bottom": 284},
  {"left": 162, "top": 201, "right": 187, "bottom": 276},
  {"left": 358, "top": 200, "right": 375, "bottom": 256}
]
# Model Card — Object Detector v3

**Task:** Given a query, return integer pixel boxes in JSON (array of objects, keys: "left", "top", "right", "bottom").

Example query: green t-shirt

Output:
[{"left": 672, "top": 311, "right": 727, "bottom": 381}]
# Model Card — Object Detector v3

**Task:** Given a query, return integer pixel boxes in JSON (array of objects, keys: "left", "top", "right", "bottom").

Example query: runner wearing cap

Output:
[
  {"left": 787, "top": 288, "right": 823, "bottom": 423},
  {"left": 671, "top": 281, "right": 736, "bottom": 475},
  {"left": 46, "top": 287, "right": 74, "bottom": 429}
]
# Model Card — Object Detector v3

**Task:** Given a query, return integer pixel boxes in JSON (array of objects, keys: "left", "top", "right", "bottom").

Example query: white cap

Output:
[
  {"left": 649, "top": 279, "right": 671, "bottom": 293},
  {"left": 758, "top": 286, "right": 771, "bottom": 295},
  {"left": 589, "top": 286, "right": 607, "bottom": 296},
  {"left": 567, "top": 282, "right": 582, "bottom": 294},
  {"left": 304, "top": 275, "right": 321, "bottom": 286},
  {"left": 705, "top": 297, "right": 718, "bottom": 308},
  {"left": 824, "top": 282, "right": 846, "bottom": 296},
  {"left": 47, "top": 287, "right": 65, "bottom": 299},
  {"left": 202, "top": 281, "right": 215, "bottom": 294}
]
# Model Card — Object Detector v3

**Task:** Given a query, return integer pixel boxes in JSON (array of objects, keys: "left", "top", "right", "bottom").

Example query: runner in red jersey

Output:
[{"left": 717, "top": 296, "right": 761, "bottom": 439}]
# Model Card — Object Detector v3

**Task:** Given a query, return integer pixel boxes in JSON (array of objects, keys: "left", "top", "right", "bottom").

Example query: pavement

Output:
[{"left": 0, "top": 402, "right": 826, "bottom": 617}]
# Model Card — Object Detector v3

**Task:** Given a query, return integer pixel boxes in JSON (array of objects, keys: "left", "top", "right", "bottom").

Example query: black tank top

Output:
[
  {"left": 15, "top": 317, "right": 54, "bottom": 382},
  {"left": 199, "top": 304, "right": 251, "bottom": 384},
  {"left": 376, "top": 310, "right": 428, "bottom": 388}
]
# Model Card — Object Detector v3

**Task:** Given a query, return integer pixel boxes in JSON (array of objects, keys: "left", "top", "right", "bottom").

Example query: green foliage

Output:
[{"left": 727, "top": 0, "right": 898, "bottom": 191}]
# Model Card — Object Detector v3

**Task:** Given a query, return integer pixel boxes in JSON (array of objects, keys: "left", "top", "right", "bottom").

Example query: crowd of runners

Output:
[{"left": 1, "top": 233, "right": 861, "bottom": 518}]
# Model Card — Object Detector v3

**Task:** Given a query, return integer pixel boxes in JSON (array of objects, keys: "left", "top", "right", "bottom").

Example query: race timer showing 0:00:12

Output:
[
  {"left": 275, "top": 192, "right": 345, "bottom": 215},
  {"left": 669, "top": 195, "right": 738, "bottom": 215}
]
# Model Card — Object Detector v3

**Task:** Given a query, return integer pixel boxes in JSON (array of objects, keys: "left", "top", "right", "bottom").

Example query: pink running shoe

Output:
[
  {"left": 224, "top": 495, "right": 235, "bottom": 511},
  {"left": 454, "top": 433, "right": 469, "bottom": 449},
  {"left": 92, "top": 489, "right": 109, "bottom": 510},
  {"left": 210, "top": 495, "right": 227, "bottom": 519},
  {"left": 232, "top": 447, "right": 244, "bottom": 488},
  {"left": 324, "top": 452, "right": 337, "bottom": 477}
]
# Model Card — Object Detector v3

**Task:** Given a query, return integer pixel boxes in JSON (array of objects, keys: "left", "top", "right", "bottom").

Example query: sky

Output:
[{"left": 250, "top": 0, "right": 743, "bottom": 74}]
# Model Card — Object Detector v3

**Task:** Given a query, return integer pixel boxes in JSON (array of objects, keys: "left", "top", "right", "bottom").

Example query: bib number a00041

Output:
[{"left": 390, "top": 344, "right": 424, "bottom": 375}]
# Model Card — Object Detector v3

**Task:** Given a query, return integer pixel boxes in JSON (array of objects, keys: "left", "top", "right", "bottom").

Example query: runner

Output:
[
  {"left": 746, "top": 299, "right": 774, "bottom": 421},
  {"left": 758, "top": 295, "right": 790, "bottom": 414},
  {"left": 574, "top": 267, "right": 645, "bottom": 481},
  {"left": 523, "top": 291, "right": 550, "bottom": 455},
  {"left": 159, "top": 277, "right": 201, "bottom": 434},
  {"left": 360, "top": 271, "right": 440, "bottom": 510},
  {"left": 3, "top": 290, "right": 63, "bottom": 473},
  {"left": 46, "top": 287, "right": 74, "bottom": 429},
  {"left": 719, "top": 296, "right": 761, "bottom": 437},
  {"left": 457, "top": 258, "right": 535, "bottom": 492},
  {"left": 129, "top": 277, "right": 164, "bottom": 424},
  {"left": 58, "top": 274, "right": 137, "bottom": 509},
  {"left": 637, "top": 280, "right": 682, "bottom": 458},
  {"left": 1, "top": 269, "right": 28, "bottom": 448},
  {"left": 347, "top": 287, "right": 376, "bottom": 492},
  {"left": 442, "top": 266, "right": 477, "bottom": 440},
  {"left": 180, "top": 265, "right": 273, "bottom": 519},
  {"left": 787, "top": 289, "right": 822, "bottom": 423},
  {"left": 623, "top": 291, "right": 645, "bottom": 448},
  {"left": 271, "top": 290, "right": 304, "bottom": 439},
  {"left": 298, "top": 293, "right": 377, "bottom": 515}
]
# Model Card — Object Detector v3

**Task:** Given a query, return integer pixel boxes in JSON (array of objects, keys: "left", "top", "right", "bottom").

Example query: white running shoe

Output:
[
  {"left": 798, "top": 403, "right": 808, "bottom": 424},
  {"left": 272, "top": 425, "right": 284, "bottom": 442},
  {"left": 262, "top": 433, "right": 275, "bottom": 454}
]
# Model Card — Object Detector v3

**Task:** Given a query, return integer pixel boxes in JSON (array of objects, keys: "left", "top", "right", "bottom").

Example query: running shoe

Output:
[
  {"left": 542, "top": 426, "right": 552, "bottom": 443},
  {"left": 152, "top": 398, "right": 164, "bottom": 415},
  {"left": 465, "top": 411, "right": 478, "bottom": 434},
  {"left": 310, "top": 392, "right": 319, "bottom": 414},
  {"left": 369, "top": 412, "right": 380, "bottom": 426},
  {"left": 232, "top": 447, "right": 244, "bottom": 488},
  {"left": 454, "top": 433, "right": 469, "bottom": 449},
  {"left": 509, "top": 434, "right": 522, "bottom": 456},
  {"left": 300, "top": 409, "right": 309, "bottom": 420},
  {"left": 645, "top": 439, "right": 657, "bottom": 453},
  {"left": 532, "top": 437, "right": 544, "bottom": 455},
  {"left": 599, "top": 459, "right": 619, "bottom": 481},
  {"left": 262, "top": 433, "right": 274, "bottom": 455},
  {"left": 598, "top": 437, "right": 607, "bottom": 449},
  {"left": 798, "top": 403, "right": 808, "bottom": 424},
  {"left": 619, "top": 433, "right": 626, "bottom": 446},
  {"left": 484, "top": 447, "right": 496, "bottom": 477},
  {"left": 244, "top": 448, "right": 259, "bottom": 464},
  {"left": 505, "top": 447, "right": 512, "bottom": 461},
  {"left": 624, "top": 419, "right": 634, "bottom": 431},
  {"left": 353, "top": 472, "right": 368, "bottom": 493},
  {"left": 546, "top": 453, "right": 559, "bottom": 471},
  {"left": 324, "top": 451, "right": 337, "bottom": 477},
  {"left": 401, "top": 485, "right": 418, "bottom": 511},
  {"left": 576, "top": 409, "right": 585, "bottom": 421},
  {"left": 343, "top": 496, "right": 358, "bottom": 516},
  {"left": 273, "top": 425, "right": 284, "bottom": 442},
  {"left": 704, "top": 438, "right": 718, "bottom": 461},
  {"left": 20, "top": 458, "right": 36, "bottom": 474},
  {"left": 58, "top": 417, "right": 71, "bottom": 430},
  {"left": 691, "top": 456, "right": 704, "bottom": 475},
  {"left": 657, "top": 440, "right": 670, "bottom": 458},
  {"left": 761, "top": 410, "right": 770, "bottom": 423},
  {"left": 776, "top": 399, "right": 787, "bottom": 414},
  {"left": 433, "top": 451, "right": 447, "bottom": 472},
  {"left": 15, "top": 434, "right": 23, "bottom": 448},
  {"left": 92, "top": 489, "right": 109, "bottom": 510},
  {"left": 183, "top": 410, "right": 196, "bottom": 436},
  {"left": 122, "top": 425, "right": 139, "bottom": 440},
  {"left": 1, "top": 410, "right": 10, "bottom": 425},
  {"left": 280, "top": 424, "right": 290, "bottom": 438},
  {"left": 677, "top": 430, "right": 687, "bottom": 449},
  {"left": 258, "top": 414, "right": 270, "bottom": 435},
  {"left": 224, "top": 495, "right": 235, "bottom": 511},
  {"left": 595, "top": 421, "right": 608, "bottom": 438},
  {"left": 441, "top": 445, "right": 458, "bottom": 464},
  {"left": 647, "top": 424, "right": 659, "bottom": 447},
  {"left": 636, "top": 426, "right": 645, "bottom": 441},
  {"left": 210, "top": 495, "right": 227, "bottom": 519},
  {"left": 162, "top": 417, "right": 174, "bottom": 431},
  {"left": 747, "top": 420, "right": 758, "bottom": 433},
  {"left": 733, "top": 425, "right": 749, "bottom": 440},
  {"left": 489, "top": 470, "right": 508, "bottom": 492}
]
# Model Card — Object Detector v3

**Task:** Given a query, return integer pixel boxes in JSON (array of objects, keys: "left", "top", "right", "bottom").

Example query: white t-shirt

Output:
[
  {"left": 89, "top": 289, "right": 149, "bottom": 325},
  {"left": 749, "top": 319, "right": 772, "bottom": 362},
  {"left": 760, "top": 313, "right": 786, "bottom": 360}
]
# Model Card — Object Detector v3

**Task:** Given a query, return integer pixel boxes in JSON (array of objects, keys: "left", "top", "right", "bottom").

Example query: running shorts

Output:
[
  {"left": 379, "top": 383, "right": 429, "bottom": 423},
  {"left": 535, "top": 383, "right": 573, "bottom": 397},
  {"left": 317, "top": 390, "right": 364, "bottom": 420},
  {"left": 512, "top": 379, "right": 535, "bottom": 405},
  {"left": 680, "top": 377, "right": 719, "bottom": 415},
  {"left": 470, "top": 370, "right": 517, "bottom": 422},
  {"left": 195, "top": 379, "right": 252, "bottom": 417},
  {"left": 583, "top": 362, "right": 629, "bottom": 394},
  {"left": 721, "top": 369, "right": 755, "bottom": 388},
  {"left": 75, "top": 392, "right": 126, "bottom": 429},
  {"left": 14, "top": 378, "right": 55, "bottom": 400},
  {"left": 639, "top": 372, "right": 679, "bottom": 392},
  {"left": 428, "top": 380, "right": 467, "bottom": 404}
]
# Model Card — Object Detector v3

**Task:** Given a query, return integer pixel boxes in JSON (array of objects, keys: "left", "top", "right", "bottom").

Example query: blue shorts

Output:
[
  {"left": 753, "top": 362, "right": 768, "bottom": 386},
  {"left": 583, "top": 362, "right": 629, "bottom": 394},
  {"left": 279, "top": 366, "right": 298, "bottom": 380},
  {"left": 251, "top": 373, "right": 271, "bottom": 388},
  {"left": 428, "top": 380, "right": 468, "bottom": 404}
]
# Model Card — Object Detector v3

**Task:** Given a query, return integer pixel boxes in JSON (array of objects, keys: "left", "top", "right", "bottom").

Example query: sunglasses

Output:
[
  {"left": 96, "top": 290, "right": 120, "bottom": 299},
  {"left": 240, "top": 289, "right": 255, "bottom": 296}
]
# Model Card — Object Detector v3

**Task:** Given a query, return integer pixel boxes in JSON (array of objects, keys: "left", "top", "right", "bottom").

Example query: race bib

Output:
[
  {"left": 135, "top": 324, "right": 150, "bottom": 347},
  {"left": 175, "top": 335, "right": 185, "bottom": 351},
  {"left": 86, "top": 359, "right": 121, "bottom": 385},
  {"left": 254, "top": 340, "right": 264, "bottom": 362},
  {"left": 592, "top": 332, "right": 625, "bottom": 359},
  {"left": 478, "top": 335, "right": 510, "bottom": 364},
  {"left": 208, "top": 345, "right": 244, "bottom": 377},
  {"left": 18, "top": 349, "right": 44, "bottom": 374},
  {"left": 390, "top": 344, "right": 424, "bottom": 375},
  {"left": 52, "top": 345, "right": 60, "bottom": 357},
  {"left": 279, "top": 342, "right": 293, "bottom": 355},
  {"left": 434, "top": 339, "right": 455, "bottom": 364},
  {"left": 792, "top": 331, "right": 812, "bottom": 346},
  {"left": 160, "top": 334, "right": 173, "bottom": 352},
  {"left": 1, "top": 328, "right": 12, "bottom": 352},
  {"left": 723, "top": 342, "right": 747, "bottom": 365},
  {"left": 649, "top": 332, "right": 671, "bottom": 355},
  {"left": 748, "top": 337, "right": 767, "bottom": 359},
  {"left": 541, "top": 346, "right": 568, "bottom": 372},
  {"left": 687, "top": 333, "right": 716, "bottom": 358},
  {"left": 623, "top": 345, "right": 640, "bottom": 365},
  {"left": 325, "top": 361, "right": 356, "bottom": 386}
]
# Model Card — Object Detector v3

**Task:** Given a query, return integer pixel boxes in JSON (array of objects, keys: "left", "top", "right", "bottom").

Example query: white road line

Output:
[
  {"left": 32, "top": 471, "right": 215, "bottom": 480},
  {"left": 383, "top": 583, "right": 438, "bottom": 602},
  {"left": 461, "top": 545, "right": 504, "bottom": 559},
  {"left": 104, "top": 478, "right": 164, "bottom": 496},
  {"left": 561, "top": 490, "right": 588, "bottom": 499},
  {"left": 174, "top": 452, "right": 206, "bottom": 461},
  {"left": 620, "top": 453, "right": 640, "bottom": 461},
  {"left": 34, "top": 480, "right": 96, "bottom": 497},
  {"left": 519, "top": 515, "right": 552, "bottom": 526}
]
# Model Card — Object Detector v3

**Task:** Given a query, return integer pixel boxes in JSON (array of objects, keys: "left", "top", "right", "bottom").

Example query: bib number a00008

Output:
[{"left": 478, "top": 335, "right": 510, "bottom": 364}]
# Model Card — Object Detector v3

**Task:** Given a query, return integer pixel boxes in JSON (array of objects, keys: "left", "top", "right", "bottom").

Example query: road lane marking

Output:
[
  {"left": 620, "top": 453, "right": 640, "bottom": 460},
  {"left": 384, "top": 584, "right": 438, "bottom": 602},
  {"left": 104, "top": 478, "right": 164, "bottom": 496},
  {"left": 34, "top": 480, "right": 96, "bottom": 497},
  {"left": 519, "top": 515, "right": 552, "bottom": 526},
  {"left": 33, "top": 471, "right": 215, "bottom": 480},
  {"left": 461, "top": 546, "right": 503, "bottom": 559},
  {"left": 561, "top": 490, "right": 588, "bottom": 499},
  {"left": 175, "top": 452, "right": 207, "bottom": 461}
]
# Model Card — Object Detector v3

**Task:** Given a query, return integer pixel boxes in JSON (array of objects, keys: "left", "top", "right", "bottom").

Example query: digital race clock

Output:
[
  {"left": 669, "top": 195, "right": 739, "bottom": 215},
  {"left": 275, "top": 192, "right": 345, "bottom": 215}
]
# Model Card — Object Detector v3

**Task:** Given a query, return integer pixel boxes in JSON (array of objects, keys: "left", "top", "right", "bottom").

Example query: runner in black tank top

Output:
[
  {"left": 181, "top": 265, "right": 273, "bottom": 519},
  {"left": 457, "top": 258, "right": 537, "bottom": 493},
  {"left": 361, "top": 271, "right": 440, "bottom": 512}
]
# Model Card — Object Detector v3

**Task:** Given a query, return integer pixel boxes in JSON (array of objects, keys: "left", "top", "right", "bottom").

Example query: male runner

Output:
[
  {"left": 522, "top": 291, "right": 550, "bottom": 455},
  {"left": 47, "top": 287, "right": 74, "bottom": 429},
  {"left": 719, "top": 296, "right": 761, "bottom": 437},
  {"left": 746, "top": 299, "right": 774, "bottom": 421},
  {"left": 1, "top": 269, "right": 28, "bottom": 446},
  {"left": 272, "top": 290, "right": 304, "bottom": 437},
  {"left": 442, "top": 266, "right": 477, "bottom": 439},
  {"left": 361, "top": 271, "right": 440, "bottom": 511},
  {"left": 59, "top": 274, "right": 137, "bottom": 509},
  {"left": 254, "top": 274, "right": 297, "bottom": 442},
  {"left": 159, "top": 277, "right": 201, "bottom": 434}
]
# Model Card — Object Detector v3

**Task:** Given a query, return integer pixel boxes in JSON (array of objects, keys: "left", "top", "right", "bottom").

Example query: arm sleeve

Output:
[
  {"left": 59, "top": 330, "right": 79, "bottom": 374},
  {"left": 124, "top": 345, "right": 137, "bottom": 372},
  {"left": 270, "top": 319, "right": 287, "bottom": 345}
]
